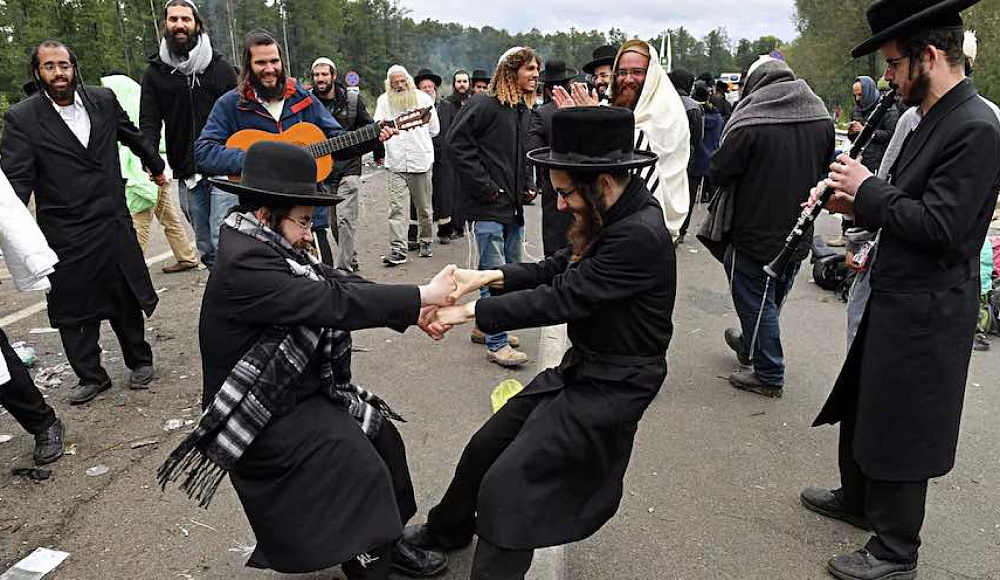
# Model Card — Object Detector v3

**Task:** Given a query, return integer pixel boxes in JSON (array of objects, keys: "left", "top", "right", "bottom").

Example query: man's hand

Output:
[
  {"left": 378, "top": 126, "right": 398, "bottom": 142},
  {"left": 433, "top": 302, "right": 477, "bottom": 326},
  {"left": 570, "top": 82, "right": 599, "bottom": 106},
  {"left": 449, "top": 268, "right": 503, "bottom": 303},
  {"left": 552, "top": 85, "right": 576, "bottom": 109},
  {"left": 823, "top": 153, "right": 872, "bottom": 216},
  {"left": 522, "top": 189, "right": 537, "bottom": 203},
  {"left": 419, "top": 264, "right": 458, "bottom": 306},
  {"left": 847, "top": 121, "right": 864, "bottom": 134},
  {"left": 150, "top": 173, "right": 168, "bottom": 187},
  {"left": 417, "top": 306, "right": 451, "bottom": 340}
]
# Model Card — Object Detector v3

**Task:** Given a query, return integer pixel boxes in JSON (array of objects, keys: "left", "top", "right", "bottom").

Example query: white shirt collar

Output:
[{"left": 45, "top": 89, "right": 85, "bottom": 110}]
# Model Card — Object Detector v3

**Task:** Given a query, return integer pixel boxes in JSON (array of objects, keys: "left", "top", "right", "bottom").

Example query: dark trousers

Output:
[
  {"left": 428, "top": 394, "right": 544, "bottom": 578},
  {"left": 839, "top": 412, "right": 927, "bottom": 563},
  {"left": 313, "top": 227, "right": 335, "bottom": 266},
  {"left": 57, "top": 293, "right": 152, "bottom": 385},
  {"left": 0, "top": 327, "right": 56, "bottom": 434},
  {"left": 678, "top": 175, "right": 703, "bottom": 238},
  {"left": 723, "top": 245, "right": 800, "bottom": 386}
]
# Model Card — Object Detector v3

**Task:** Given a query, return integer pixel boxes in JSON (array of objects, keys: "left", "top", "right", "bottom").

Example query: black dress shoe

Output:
[
  {"left": 391, "top": 537, "right": 448, "bottom": 577},
  {"left": 68, "top": 379, "right": 112, "bottom": 405},
  {"left": 402, "top": 523, "right": 471, "bottom": 551},
  {"left": 801, "top": 487, "right": 871, "bottom": 530},
  {"left": 130, "top": 365, "right": 155, "bottom": 389},
  {"left": 724, "top": 327, "right": 751, "bottom": 366},
  {"left": 729, "top": 370, "right": 783, "bottom": 398},
  {"left": 33, "top": 418, "right": 65, "bottom": 465},
  {"left": 827, "top": 549, "right": 916, "bottom": 580}
]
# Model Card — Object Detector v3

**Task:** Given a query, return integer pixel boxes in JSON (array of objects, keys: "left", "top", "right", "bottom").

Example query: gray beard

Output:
[{"left": 388, "top": 89, "right": 418, "bottom": 113}]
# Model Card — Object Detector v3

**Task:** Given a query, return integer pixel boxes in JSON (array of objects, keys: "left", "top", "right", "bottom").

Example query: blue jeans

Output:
[
  {"left": 179, "top": 180, "right": 238, "bottom": 268},
  {"left": 723, "top": 245, "right": 800, "bottom": 386},
  {"left": 473, "top": 221, "right": 524, "bottom": 351}
]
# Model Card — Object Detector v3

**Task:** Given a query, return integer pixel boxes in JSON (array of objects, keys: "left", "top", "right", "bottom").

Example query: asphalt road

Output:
[{"left": 1, "top": 171, "right": 998, "bottom": 580}]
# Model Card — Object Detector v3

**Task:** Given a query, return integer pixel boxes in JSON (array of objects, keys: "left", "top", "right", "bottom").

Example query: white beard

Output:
[{"left": 387, "top": 89, "right": 419, "bottom": 113}]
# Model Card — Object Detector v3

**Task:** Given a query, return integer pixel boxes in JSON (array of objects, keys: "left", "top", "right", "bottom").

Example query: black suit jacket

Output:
[
  {"left": 1, "top": 87, "right": 165, "bottom": 325},
  {"left": 815, "top": 79, "right": 1000, "bottom": 481}
]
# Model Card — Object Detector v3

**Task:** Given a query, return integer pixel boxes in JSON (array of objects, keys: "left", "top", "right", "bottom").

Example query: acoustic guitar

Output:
[{"left": 224, "top": 107, "right": 432, "bottom": 182}]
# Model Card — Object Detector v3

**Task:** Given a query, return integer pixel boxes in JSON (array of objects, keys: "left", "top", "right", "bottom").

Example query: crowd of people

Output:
[{"left": 2, "top": 0, "right": 1000, "bottom": 579}]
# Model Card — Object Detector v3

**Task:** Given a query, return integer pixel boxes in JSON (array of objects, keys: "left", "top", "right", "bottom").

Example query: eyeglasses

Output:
[
  {"left": 884, "top": 55, "right": 908, "bottom": 72},
  {"left": 594, "top": 71, "right": 612, "bottom": 81},
  {"left": 554, "top": 187, "right": 577, "bottom": 199},
  {"left": 615, "top": 67, "right": 647, "bottom": 79},
  {"left": 281, "top": 216, "right": 314, "bottom": 231},
  {"left": 39, "top": 62, "right": 73, "bottom": 73}
]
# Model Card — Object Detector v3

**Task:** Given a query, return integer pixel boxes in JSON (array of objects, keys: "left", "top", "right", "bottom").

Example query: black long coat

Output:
[
  {"left": 527, "top": 101, "right": 574, "bottom": 257},
  {"left": 431, "top": 97, "right": 457, "bottom": 221},
  {"left": 473, "top": 178, "right": 676, "bottom": 549},
  {"left": 815, "top": 79, "right": 1000, "bottom": 481},
  {"left": 1, "top": 87, "right": 165, "bottom": 326},
  {"left": 200, "top": 227, "right": 421, "bottom": 572}
]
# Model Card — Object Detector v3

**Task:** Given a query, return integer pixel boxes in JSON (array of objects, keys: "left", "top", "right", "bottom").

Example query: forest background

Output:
[{"left": 0, "top": 0, "right": 998, "bottom": 128}]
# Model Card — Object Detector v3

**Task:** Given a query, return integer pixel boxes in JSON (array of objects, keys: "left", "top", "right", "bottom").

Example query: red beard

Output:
[{"left": 611, "top": 78, "right": 642, "bottom": 109}]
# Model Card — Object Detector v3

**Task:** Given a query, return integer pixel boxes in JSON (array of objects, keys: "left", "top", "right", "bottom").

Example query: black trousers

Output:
[
  {"left": 57, "top": 291, "right": 152, "bottom": 385},
  {"left": 839, "top": 411, "right": 927, "bottom": 563},
  {"left": 0, "top": 327, "right": 56, "bottom": 434},
  {"left": 427, "top": 394, "right": 544, "bottom": 579},
  {"left": 678, "top": 175, "right": 703, "bottom": 238},
  {"left": 313, "top": 227, "right": 335, "bottom": 266}
]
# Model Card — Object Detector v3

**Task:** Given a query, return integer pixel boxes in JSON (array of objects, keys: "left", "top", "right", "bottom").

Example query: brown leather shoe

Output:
[
  {"left": 162, "top": 260, "right": 198, "bottom": 273},
  {"left": 487, "top": 345, "right": 528, "bottom": 367}
]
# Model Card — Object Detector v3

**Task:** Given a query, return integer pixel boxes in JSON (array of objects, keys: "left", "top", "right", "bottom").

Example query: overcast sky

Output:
[{"left": 399, "top": 0, "right": 799, "bottom": 44}]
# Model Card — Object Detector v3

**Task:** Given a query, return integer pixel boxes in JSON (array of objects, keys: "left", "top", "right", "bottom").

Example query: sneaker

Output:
[
  {"left": 382, "top": 252, "right": 408, "bottom": 267},
  {"left": 973, "top": 333, "right": 990, "bottom": 352},
  {"left": 729, "top": 370, "right": 783, "bottom": 398},
  {"left": 161, "top": 260, "right": 198, "bottom": 274},
  {"left": 487, "top": 345, "right": 528, "bottom": 367},
  {"left": 724, "top": 327, "right": 750, "bottom": 366},
  {"left": 419, "top": 242, "right": 434, "bottom": 258},
  {"left": 471, "top": 327, "right": 520, "bottom": 348}
]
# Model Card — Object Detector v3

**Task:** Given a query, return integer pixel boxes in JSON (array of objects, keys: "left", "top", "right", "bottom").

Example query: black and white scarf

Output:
[{"left": 157, "top": 211, "right": 403, "bottom": 507}]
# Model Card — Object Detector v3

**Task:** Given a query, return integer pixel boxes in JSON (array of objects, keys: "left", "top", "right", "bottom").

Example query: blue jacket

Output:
[
  {"left": 194, "top": 80, "right": 343, "bottom": 176},
  {"left": 692, "top": 107, "right": 723, "bottom": 178}
]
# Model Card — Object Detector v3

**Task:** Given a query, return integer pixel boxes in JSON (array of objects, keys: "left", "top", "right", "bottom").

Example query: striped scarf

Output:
[{"left": 157, "top": 211, "right": 403, "bottom": 507}]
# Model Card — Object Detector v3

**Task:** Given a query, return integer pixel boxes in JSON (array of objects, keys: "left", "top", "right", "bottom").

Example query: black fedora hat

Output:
[
  {"left": 539, "top": 59, "right": 578, "bottom": 84},
  {"left": 582, "top": 44, "right": 618, "bottom": 75},
  {"left": 851, "top": 0, "right": 981, "bottom": 58},
  {"left": 471, "top": 68, "right": 491, "bottom": 83},
  {"left": 413, "top": 68, "right": 442, "bottom": 87},
  {"left": 527, "top": 106, "right": 657, "bottom": 171},
  {"left": 209, "top": 141, "right": 336, "bottom": 206}
]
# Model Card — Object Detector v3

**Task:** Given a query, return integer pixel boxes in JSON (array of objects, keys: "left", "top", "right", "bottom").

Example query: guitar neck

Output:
[{"left": 306, "top": 122, "right": 384, "bottom": 159}]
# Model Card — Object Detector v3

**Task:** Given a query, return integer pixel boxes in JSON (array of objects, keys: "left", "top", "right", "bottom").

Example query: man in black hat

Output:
[
  {"left": 414, "top": 68, "right": 459, "bottom": 244},
  {"left": 528, "top": 59, "right": 578, "bottom": 256},
  {"left": 403, "top": 106, "right": 676, "bottom": 580},
  {"left": 582, "top": 44, "right": 617, "bottom": 100},
  {"left": 800, "top": 1, "right": 1000, "bottom": 579},
  {"left": 668, "top": 68, "right": 705, "bottom": 244},
  {"left": 443, "top": 69, "right": 473, "bottom": 239},
  {"left": 160, "top": 140, "right": 454, "bottom": 580},
  {"left": 470, "top": 69, "right": 491, "bottom": 94}
]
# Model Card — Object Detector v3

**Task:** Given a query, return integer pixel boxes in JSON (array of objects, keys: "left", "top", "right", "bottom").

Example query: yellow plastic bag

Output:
[{"left": 490, "top": 379, "right": 525, "bottom": 414}]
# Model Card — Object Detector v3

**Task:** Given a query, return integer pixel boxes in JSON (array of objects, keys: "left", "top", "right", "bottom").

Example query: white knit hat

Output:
[{"left": 311, "top": 57, "right": 336, "bottom": 72}]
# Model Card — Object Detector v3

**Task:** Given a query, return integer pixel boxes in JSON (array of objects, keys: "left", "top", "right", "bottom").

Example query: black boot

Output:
[
  {"left": 827, "top": 549, "right": 916, "bottom": 580},
  {"left": 391, "top": 536, "right": 448, "bottom": 577},
  {"left": 33, "top": 418, "right": 65, "bottom": 465},
  {"left": 800, "top": 487, "right": 870, "bottom": 530}
]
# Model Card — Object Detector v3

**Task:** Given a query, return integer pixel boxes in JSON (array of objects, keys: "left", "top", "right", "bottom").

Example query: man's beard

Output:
[
  {"left": 314, "top": 80, "right": 333, "bottom": 97},
  {"left": 43, "top": 76, "right": 76, "bottom": 103},
  {"left": 596, "top": 81, "right": 609, "bottom": 97},
  {"left": 165, "top": 28, "right": 198, "bottom": 56},
  {"left": 611, "top": 77, "right": 643, "bottom": 109},
  {"left": 252, "top": 71, "right": 287, "bottom": 101},
  {"left": 453, "top": 87, "right": 469, "bottom": 103},
  {"left": 900, "top": 64, "right": 930, "bottom": 107},
  {"left": 565, "top": 186, "right": 606, "bottom": 260},
  {"left": 388, "top": 88, "right": 418, "bottom": 113}
]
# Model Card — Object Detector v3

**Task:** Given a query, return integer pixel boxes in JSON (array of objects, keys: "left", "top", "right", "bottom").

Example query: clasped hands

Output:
[{"left": 417, "top": 265, "right": 504, "bottom": 340}]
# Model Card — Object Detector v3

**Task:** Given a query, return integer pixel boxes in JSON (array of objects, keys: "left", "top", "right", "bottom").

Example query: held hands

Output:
[
  {"left": 448, "top": 268, "right": 503, "bottom": 304},
  {"left": 150, "top": 173, "right": 168, "bottom": 187}
]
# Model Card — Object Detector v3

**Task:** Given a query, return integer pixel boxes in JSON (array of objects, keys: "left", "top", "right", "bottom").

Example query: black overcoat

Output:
[
  {"left": 1, "top": 87, "right": 165, "bottom": 326},
  {"left": 431, "top": 97, "right": 457, "bottom": 221},
  {"left": 199, "top": 227, "right": 421, "bottom": 572},
  {"left": 815, "top": 79, "right": 1000, "bottom": 481},
  {"left": 473, "top": 178, "right": 676, "bottom": 549},
  {"left": 527, "top": 101, "right": 574, "bottom": 257}
]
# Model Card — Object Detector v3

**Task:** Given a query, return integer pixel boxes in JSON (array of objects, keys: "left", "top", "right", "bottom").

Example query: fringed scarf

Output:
[{"left": 157, "top": 211, "right": 403, "bottom": 507}]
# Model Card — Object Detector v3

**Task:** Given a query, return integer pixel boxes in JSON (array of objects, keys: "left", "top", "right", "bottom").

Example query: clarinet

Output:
[{"left": 763, "top": 89, "right": 898, "bottom": 279}]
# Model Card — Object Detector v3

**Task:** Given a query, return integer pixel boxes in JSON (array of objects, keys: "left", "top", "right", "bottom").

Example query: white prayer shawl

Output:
[
  {"left": 611, "top": 43, "right": 690, "bottom": 238},
  {"left": 0, "top": 167, "right": 59, "bottom": 385}
]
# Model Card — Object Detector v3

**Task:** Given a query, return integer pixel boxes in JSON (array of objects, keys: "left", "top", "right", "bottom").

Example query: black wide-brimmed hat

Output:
[
  {"left": 851, "top": 0, "right": 981, "bottom": 58},
  {"left": 414, "top": 68, "right": 442, "bottom": 87},
  {"left": 210, "top": 141, "right": 336, "bottom": 206},
  {"left": 539, "top": 59, "right": 578, "bottom": 84},
  {"left": 582, "top": 45, "right": 618, "bottom": 74},
  {"left": 527, "top": 106, "right": 657, "bottom": 171},
  {"left": 471, "top": 68, "right": 491, "bottom": 83}
]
